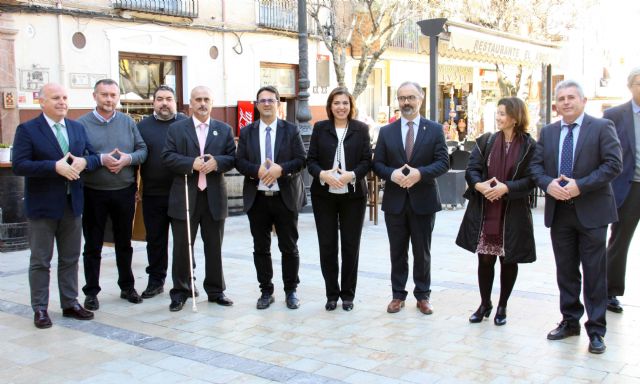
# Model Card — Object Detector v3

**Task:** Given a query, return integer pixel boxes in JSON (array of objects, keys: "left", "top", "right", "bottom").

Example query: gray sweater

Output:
[{"left": 79, "top": 111, "right": 148, "bottom": 191}]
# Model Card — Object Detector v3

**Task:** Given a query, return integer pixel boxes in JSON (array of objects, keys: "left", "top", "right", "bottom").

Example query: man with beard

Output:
[
  {"left": 79, "top": 79, "right": 148, "bottom": 310},
  {"left": 137, "top": 85, "right": 188, "bottom": 299},
  {"left": 162, "top": 86, "right": 236, "bottom": 312},
  {"left": 372, "top": 81, "right": 449, "bottom": 315}
]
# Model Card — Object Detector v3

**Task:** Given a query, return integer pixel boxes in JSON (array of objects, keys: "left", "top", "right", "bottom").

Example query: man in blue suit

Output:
[
  {"left": 531, "top": 80, "right": 622, "bottom": 354},
  {"left": 604, "top": 66, "right": 640, "bottom": 313},
  {"left": 13, "top": 83, "right": 101, "bottom": 328},
  {"left": 373, "top": 81, "right": 449, "bottom": 315}
]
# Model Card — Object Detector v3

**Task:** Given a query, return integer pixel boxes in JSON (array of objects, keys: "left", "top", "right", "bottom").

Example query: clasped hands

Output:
[
  {"left": 391, "top": 164, "right": 421, "bottom": 189},
  {"left": 55, "top": 152, "right": 87, "bottom": 181},
  {"left": 102, "top": 148, "right": 132, "bottom": 174},
  {"left": 475, "top": 177, "right": 508, "bottom": 202},
  {"left": 257, "top": 159, "right": 283, "bottom": 186},
  {"left": 319, "top": 167, "right": 353, "bottom": 189},
  {"left": 192, "top": 154, "right": 218, "bottom": 174},
  {"left": 546, "top": 174, "right": 580, "bottom": 201}
]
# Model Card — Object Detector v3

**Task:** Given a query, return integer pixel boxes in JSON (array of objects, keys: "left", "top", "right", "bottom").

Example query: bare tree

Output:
[{"left": 308, "top": 0, "right": 423, "bottom": 100}]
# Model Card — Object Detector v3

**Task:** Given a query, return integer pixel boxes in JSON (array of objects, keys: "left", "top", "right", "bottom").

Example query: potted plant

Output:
[{"left": 0, "top": 143, "right": 11, "bottom": 163}]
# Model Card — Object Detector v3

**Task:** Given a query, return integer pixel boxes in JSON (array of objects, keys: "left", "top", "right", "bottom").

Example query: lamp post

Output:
[
  {"left": 417, "top": 18, "right": 447, "bottom": 122},
  {"left": 297, "top": 0, "right": 312, "bottom": 137}
]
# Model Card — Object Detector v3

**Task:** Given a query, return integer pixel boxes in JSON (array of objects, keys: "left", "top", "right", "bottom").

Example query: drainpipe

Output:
[
  {"left": 221, "top": 0, "right": 229, "bottom": 118},
  {"left": 56, "top": 0, "right": 65, "bottom": 87}
]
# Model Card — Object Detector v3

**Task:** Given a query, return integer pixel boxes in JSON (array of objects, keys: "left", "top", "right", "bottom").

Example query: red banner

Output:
[{"left": 237, "top": 101, "right": 254, "bottom": 136}]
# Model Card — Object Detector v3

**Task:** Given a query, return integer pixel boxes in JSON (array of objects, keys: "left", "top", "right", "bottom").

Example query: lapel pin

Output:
[{"left": 213, "top": 131, "right": 218, "bottom": 136}]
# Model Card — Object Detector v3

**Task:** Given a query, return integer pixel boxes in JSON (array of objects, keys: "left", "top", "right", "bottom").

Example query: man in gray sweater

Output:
[{"left": 79, "top": 79, "right": 148, "bottom": 310}]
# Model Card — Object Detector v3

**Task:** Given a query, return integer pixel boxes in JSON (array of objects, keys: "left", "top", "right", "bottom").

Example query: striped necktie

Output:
[{"left": 54, "top": 123, "right": 68, "bottom": 154}]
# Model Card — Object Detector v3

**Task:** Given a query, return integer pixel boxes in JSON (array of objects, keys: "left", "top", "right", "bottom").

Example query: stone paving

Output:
[{"left": 0, "top": 201, "right": 639, "bottom": 383}]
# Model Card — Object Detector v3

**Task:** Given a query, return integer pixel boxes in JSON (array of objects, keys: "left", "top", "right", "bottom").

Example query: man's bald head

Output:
[
  {"left": 190, "top": 86, "right": 213, "bottom": 122},
  {"left": 39, "top": 83, "right": 68, "bottom": 121}
]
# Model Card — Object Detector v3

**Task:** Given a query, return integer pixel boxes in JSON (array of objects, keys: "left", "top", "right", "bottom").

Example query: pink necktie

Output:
[{"left": 197, "top": 123, "right": 208, "bottom": 191}]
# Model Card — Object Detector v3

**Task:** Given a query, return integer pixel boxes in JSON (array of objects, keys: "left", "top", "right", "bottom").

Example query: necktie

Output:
[
  {"left": 265, "top": 126, "right": 272, "bottom": 165},
  {"left": 405, "top": 121, "right": 415, "bottom": 160},
  {"left": 559, "top": 123, "right": 577, "bottom": 187},
  {"left": 54, "top": 123, "right": 68, "bottom": 154},
  {"left": 197, "top": 123, "right": 208, "bottom": 191}
]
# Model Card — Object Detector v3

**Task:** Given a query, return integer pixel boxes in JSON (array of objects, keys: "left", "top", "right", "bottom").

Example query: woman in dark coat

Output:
[
  {"left": 456, "top": 97, "right": 536, "bottom": 325},
  {"left": 307, "top": 87, "right": 372, "bottom": 311}
]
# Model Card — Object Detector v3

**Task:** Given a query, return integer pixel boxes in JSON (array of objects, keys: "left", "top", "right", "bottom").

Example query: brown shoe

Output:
[
  {"left": 417, "top": 299, "right": 433, "bottom": 315},
  {"left": 34, "top": 309, "right": 52, "bottom": 329},
  {"left": 387, "top": 299, "right": 405, "bottom": 313},
  {"left": 62, "top": 304, "right": 94, "bottom": 320}
]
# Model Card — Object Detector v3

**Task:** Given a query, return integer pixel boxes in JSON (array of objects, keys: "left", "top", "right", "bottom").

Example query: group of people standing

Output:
[{"left": 12, "top": 66, "right": 639, "bottom": 357}]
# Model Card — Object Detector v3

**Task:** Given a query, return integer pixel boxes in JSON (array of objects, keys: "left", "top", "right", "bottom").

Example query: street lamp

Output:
[
  {"left": 417, "top": 18, "right": 447, "bottom": 122},
  {"left": 297, "top": 0, "right": 312, "bottom": 137}
]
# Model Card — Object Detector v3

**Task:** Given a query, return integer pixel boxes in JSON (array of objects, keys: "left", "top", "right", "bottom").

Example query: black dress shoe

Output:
[
  {"left": 256, "top": 293, "right": 275, "bottom": 309},
  {"left": 588, "top": 334, "right": 606, "bottom": 354},
  {"left": 141, "top": 284, "right": 164, "bottom": 299},
  {"left": 34, "top": 310, "right": 52, "bottom": 329},
  {"left": 494, "top": 306, "right": 507, "bottom": 326},
  {"left": 469, "top": 303, "right": 493, "bottom": 323},
  {"left": 607, "top": 296, "right": 623, "bottom": 313},
  {"left": 342, "top": 301, "right": 354, "bottom": 311},
  {"left": 325, "top": 300, "right": 337, "bottom": 311},
  {"left": 169, "top": 297, "right": 186, "bottom": 312},
  {"left": 547, "top": 320, "right": 581, "bottom": 340},
  {"left": 286, "top": 291, "right": 300, "bottom": 309},
  {"left": 120, "top": 288, "right": 143, "bottom": 304},
  {"left": 62, "top": 304, "right": 94, "bottom": 320},
  {"left": 208, "top": 295, "right": 233, "bottom": 306},
  {"left": 84, "top": 295, "right": 99, "bottom": 311}
]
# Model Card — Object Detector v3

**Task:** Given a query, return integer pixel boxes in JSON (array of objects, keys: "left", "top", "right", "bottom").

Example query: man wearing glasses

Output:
[
  {"left": 604, "top": 66, "right": 640, "bottom": 314},
  {"left": 236, "top": 85, "right": 307, "bottom": 310},
  {"left": 373, "top": 81, "right": 449, "bottom": 315}
]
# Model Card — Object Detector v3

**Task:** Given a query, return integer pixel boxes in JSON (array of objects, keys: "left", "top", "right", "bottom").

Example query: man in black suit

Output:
[
  {"left": 236, "top": 85, "right": 306, "bottom": 310},
  {"left": 162, "top": 86, "right": 236, "bottom": 312},
  {"left": 604, "top": 67, "right": 640, "bottom": 313},
  {"left": 531, "top": 80, "right": 622, "bottom": 354},
  {"left": 13, "top": 83, "right": 100, "bottom": 328},
  {"left": 373, "top": 81, "right": 449, "bottom": 315}
]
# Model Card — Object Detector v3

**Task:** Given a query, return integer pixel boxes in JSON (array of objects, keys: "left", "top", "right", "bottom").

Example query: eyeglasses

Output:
[
  {"left": 257, "top": 99, "right": 278, "bottom": 105},
  {"left": 397, "top": 95, "right": 418, "bottom": 102}
]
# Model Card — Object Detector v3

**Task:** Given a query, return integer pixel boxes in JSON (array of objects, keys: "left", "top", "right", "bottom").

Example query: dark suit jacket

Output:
[
  {"left": 603, "top": 101, "right": 637, "bottom": 207},
  {"left": 307, "top": 119, "right": 372, "bottom": 198},
  {"left": 12, "top": 113, "right": 100, "bottom": 219},
  {"left": 162, "top": 118, "right": 236, "bottom": 221},
  {"left": 372, "top": 117, "right": 449, "bottom": 215},
  {"left": 235, "top": 119, "right": 306, "bottom": 213},
  {"left": 530, "top": 114, "right": 622, "bottom": 228}
]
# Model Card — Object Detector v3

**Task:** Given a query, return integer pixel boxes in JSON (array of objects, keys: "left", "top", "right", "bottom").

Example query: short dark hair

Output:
[
  {"left": 153, "top": 85, "right": 176, "bottom": 99},
  {"left": 256, "top": 85, "right": 280, "bottom": 101},
  {"left": 94, "top": 78, "right": 119, "bottom": 90},
  {"left": 326, "top": 87, "right": 356, "bottom": 121},
  {"left": 497, "top": 97, "right": 529, "bottom": 134}
]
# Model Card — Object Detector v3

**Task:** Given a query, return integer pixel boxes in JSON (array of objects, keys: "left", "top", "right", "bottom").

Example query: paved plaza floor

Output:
[{"left": 0, "top": 202, "right": 639, "bottom": 383}]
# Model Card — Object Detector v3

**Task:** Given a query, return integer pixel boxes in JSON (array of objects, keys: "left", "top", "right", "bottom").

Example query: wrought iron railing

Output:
[
  {"left": 390, "top": 20, "right": 419, "bottom": 51},
  {"left": 113, "top": 0, "right": 199, "bottom": 18},
  {"left": 257, "top": 0, "right": 319, "bottom": 34}
]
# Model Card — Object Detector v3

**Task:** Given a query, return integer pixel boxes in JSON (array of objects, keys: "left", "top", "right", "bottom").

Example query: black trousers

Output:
[
  {"left": 142, "top": 194, "right": 171, "bottom": 286},
  {"left": 384, "top": 200, "right": 435, "bottom": 301},
  {"left": 551, "top": 203, "right": 607, "bottom": 337},
  {"left": 607, "top": 181, "right": 640, "bottom": 297},
  {"left": 312, "top": 193, "right": 366, "bottom": 301},
  {"left": 82, "top": 184, "right": 137, "bottom": 296},
  {"left": 170, "top": 190, "right": 225, "bottom": 301},
  {"left": 247, "top": 192, "right": 300, "bottom": 295}
]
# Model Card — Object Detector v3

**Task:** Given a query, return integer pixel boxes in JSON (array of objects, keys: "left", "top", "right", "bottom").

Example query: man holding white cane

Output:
[{"left": 162, "top": 86, "right": 236, "bottom": 312}]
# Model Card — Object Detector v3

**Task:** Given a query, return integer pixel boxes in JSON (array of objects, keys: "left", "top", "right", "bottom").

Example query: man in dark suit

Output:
[
  {"left": 531, "top": 80, "right": 622, "bottom": 354},
  {"left": 236, "top": 85, "right": 306, "bottom": 310},
  {"left": 604, "top": 67, "right": 640, "bottom": 313},
  {"left": 162, "top": 86, "right": 236, "bottom": 312},
  {"left": 373, "top": 81, "right": 449, "bottom": 315},
  {"left": 12, "top": 83, "right": 100, "bottom": 328}
]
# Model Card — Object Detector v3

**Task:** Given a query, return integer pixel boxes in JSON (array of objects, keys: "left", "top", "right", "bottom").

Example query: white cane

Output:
[{"left": 184, "top": 174, "right": 198, "bottom": 312}]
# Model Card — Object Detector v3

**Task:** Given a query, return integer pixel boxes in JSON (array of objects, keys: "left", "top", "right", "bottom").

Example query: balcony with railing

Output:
[
  {"left": 257, "top": 0, "right": 318, "bottom": 34},
  {"left": 390, "top": 20, "right": 419, "bottom": 52},
  {"left": 113, "top": 0, "right": 199, "bottom": 18}
]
